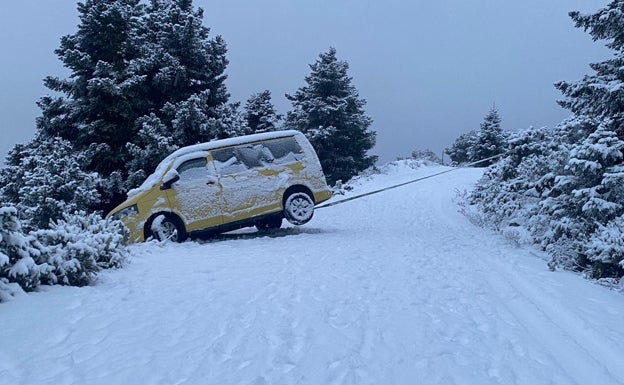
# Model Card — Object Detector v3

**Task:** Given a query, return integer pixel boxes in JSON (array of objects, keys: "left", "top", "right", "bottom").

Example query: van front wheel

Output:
[
  {"left": 284, "top": 192, "right": 314, "bottom": 225},
  {"left": 151, "top": 215, "right": 187, "bottom": 243}
]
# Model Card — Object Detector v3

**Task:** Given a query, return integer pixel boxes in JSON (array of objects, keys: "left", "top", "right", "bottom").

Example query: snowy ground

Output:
[{"left": 1, "top": 162, "right": 623, "bottom": 385}]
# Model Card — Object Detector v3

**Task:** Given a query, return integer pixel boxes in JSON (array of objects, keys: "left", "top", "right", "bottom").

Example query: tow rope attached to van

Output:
[{"left": 316, "top": 154, "right": 504, "bottom": 210}]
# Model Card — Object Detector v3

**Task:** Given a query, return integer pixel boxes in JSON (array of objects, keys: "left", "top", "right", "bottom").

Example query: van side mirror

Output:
[{"left": 160, "top": 170, "right": 180, "bottom": 190}]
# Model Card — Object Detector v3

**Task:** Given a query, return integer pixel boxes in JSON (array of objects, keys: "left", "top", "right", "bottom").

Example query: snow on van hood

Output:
[{"left": 127, "top": 130, "right": 304, "bottom": 199}]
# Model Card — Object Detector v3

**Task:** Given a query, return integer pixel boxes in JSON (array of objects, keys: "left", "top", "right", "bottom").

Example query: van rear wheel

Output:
[{"left": 284, "top": 192, "right": 314, "bottom": 225}]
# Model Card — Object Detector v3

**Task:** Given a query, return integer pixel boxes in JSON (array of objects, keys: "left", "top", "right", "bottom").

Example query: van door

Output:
[
  {"left": 165, "top": 155, "right": 225, "bottom": 231},
  {"left": 211, "top": 145, "right": 281, "bottom": 223}
]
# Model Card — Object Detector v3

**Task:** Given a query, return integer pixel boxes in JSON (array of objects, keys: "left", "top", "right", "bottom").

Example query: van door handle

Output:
[{"left": 206, "top": 181, "right": 216, "bottom": 185}]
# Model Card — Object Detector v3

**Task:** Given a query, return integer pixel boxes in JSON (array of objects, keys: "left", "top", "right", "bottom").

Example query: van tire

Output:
[
  {"left": 284, "top": 191, "right": 314, "bottom": 225},
  {"left": 150, "top": 214, "right": 187, "bottom": 243}
]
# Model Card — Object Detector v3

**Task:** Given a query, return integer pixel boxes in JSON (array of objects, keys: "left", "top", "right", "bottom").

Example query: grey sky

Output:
[{"left": 0, "top": 1, "right": 610, "bottom": 165}]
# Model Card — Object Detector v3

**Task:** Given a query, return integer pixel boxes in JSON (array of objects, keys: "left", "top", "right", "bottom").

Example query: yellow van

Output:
[{"left": 107, "top": 130, "right": 332, "bottom": 243}]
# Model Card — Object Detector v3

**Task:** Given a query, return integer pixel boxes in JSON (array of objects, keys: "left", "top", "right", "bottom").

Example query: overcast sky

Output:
[{"left": 0, "top": 1, "right": 611, "bottom": 165}]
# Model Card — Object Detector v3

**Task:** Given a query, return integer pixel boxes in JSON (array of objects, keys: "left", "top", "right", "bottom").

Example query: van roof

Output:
[
  {"left": 165, "top": 130, "right": 302, "bottom": 160},
  {"left": 127, "top": 130, "right": 304, "bottom": 198}
]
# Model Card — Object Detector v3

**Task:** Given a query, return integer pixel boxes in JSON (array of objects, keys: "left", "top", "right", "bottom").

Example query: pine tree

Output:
[
  {"left": 446, "top": 107, "right": 506, "bottom": 166},
  {"left": 556, "top": 3, "right": 624, "bottom": 136},
  {"left": 471, "top": 107, "right": 507, "bottom": 166},
  {"left": 445, "top": 130, "right": 477, "bottom": 165},
  {"left": 587, "top": 214, "right": 624, "bottom": 276},
  {"left": 12, "top": 0, "right": 232, "bottom": 214},
  {"left": 122, "top": 0, "right": 231, "bottom": 196},
  {"left": 244, "top": 90, "right": 281, "bottom": 133},
  {"left": 284, "top": 47, "right": 376, "bottom": 185},
  {"left": 545, "top": 2, "right": 624, "bottom": 276},
  {"left": 38, "top": 0, "right": 144, "bottom": 172},
  {"left": 140, "top": 0, "right": 229, "bottom": 110},
  {"left": 132, "top": 0, "right": 230, "bottom": 138},
  {"left": 125, "top": 113, "right": 178, "bottom": 188},
  {"left": 541, "top": 122, "right": 624, "bottom": 274},
  {"left": 467, "top": 2, "right": 624, "bottom": 279},
  {"left": 205, "top": 101, "right": 249, "bottom": 140}
]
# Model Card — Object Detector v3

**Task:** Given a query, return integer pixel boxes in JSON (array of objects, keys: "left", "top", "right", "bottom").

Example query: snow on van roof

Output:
[{"left": 127, "top": 130, "right": 304, "bottom": 198}]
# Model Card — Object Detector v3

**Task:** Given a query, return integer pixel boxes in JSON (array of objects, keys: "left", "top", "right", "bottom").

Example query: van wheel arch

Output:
[
  {"left": 144, "top": 212, "right": 187, "bottom": 242},
  {"left": 283, "top": 185, "right": 315, "bottom": 207}
]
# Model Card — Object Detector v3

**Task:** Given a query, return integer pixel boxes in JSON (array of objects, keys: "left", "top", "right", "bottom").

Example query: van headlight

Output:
[{"left": 111, "top": 204, "right": 138, "bottom": 220}]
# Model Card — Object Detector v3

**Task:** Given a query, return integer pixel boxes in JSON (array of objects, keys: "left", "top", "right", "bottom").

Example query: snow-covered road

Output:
[{"left": 1, "top": 163, "right": 623, "bottom": 385}]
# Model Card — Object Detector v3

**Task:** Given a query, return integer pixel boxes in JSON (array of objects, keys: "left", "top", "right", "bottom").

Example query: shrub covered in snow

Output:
[
  {"left": 0, "top": 136, "right": 102, "bottom": 231},
  {"left": 0, "top": 207, "right": 43, "bottom": 295},
  {"left": 469, "top": 121, "right": 624, "bottom": 278},
  {"left": 0, "top": 207, "right": 128, "bottom": 302},
  {"left": 33, "top": 212, "right": 128, "bottom": 287},
  {"left": 407, "top": 149, "right": 443, "bottom": 164}
]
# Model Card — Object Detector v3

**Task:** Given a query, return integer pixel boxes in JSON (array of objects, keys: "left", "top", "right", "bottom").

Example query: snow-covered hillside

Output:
[{"left": 1, "top": 162, "right": 623, "bottom": 385}]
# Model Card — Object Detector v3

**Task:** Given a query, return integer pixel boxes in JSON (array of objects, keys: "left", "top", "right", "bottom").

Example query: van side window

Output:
[
  {"left": 176, "top": 157, "right": 208, "bottom": 180},
  {"left": 211, "top": 148, "right": 247, "bottom": 175},
  {"left": 211, "top": 137, "right": 304, "bottom": 174},
  {"left": 263, "top": 137, "right": 303, "bottom": 164},
  {"left": 234, "top": 145, "right": 274, "bottom": 168}
]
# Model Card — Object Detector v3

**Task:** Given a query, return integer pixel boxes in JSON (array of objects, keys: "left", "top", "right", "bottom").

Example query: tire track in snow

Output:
[{"left": 412, "top": 171, "right": 624, "bottom": 385}]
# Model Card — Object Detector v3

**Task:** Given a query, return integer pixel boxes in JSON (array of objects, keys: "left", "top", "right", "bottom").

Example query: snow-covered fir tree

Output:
[
  {"left": 125, "top": 113, "right": 178, "bottom": 188},
  {"left": 472, "top": 107, "right": 507, "bottom": 166},
  {"left": 138, "top": 0, "right": 229, "bottom": 111},
  {"left": 284, "top": 47, "right": 376, "bottom": 185},
  {"left": 546, "top": 2, "right": 624, "bottom": 276},
  {"left": 469, "top": 126, "right": 561, "bottom": 230},
  {"left": 205, "top": 101, "right": 250, "bottom": 140},
  {"left": 26, "top": 0, "right": 233, "bottom": 213},
  {"left": 587, "top": 214, "right": 624, "bottom": 276},
  {"left": 541, "top": 121, "right": 624, "bottom": 275},
  {"left": 446, "top": 106, "right": 506, "bottom": 166},
  {"left": 244, "top": 90, "right": 281, "bottom": 133},
  {"left": 130, "top": 0, "right": 231, "bottom": 140},
  {"left": 468, "top": 1, "right": 624, "bottom": 279},
  {"left": 445, "top": 130, "right": 477, "bottom": 165},
  {"left": 38, "top": 0, "right": 143, "bottom": 178},
  {"left": 120, "top": 0, "right": 232, "bottom": 199}
]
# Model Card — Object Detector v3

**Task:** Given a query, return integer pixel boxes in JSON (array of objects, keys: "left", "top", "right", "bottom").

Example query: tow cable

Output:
[{"left": 316, "top": 154, "right": 504, "bottom": 210}]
